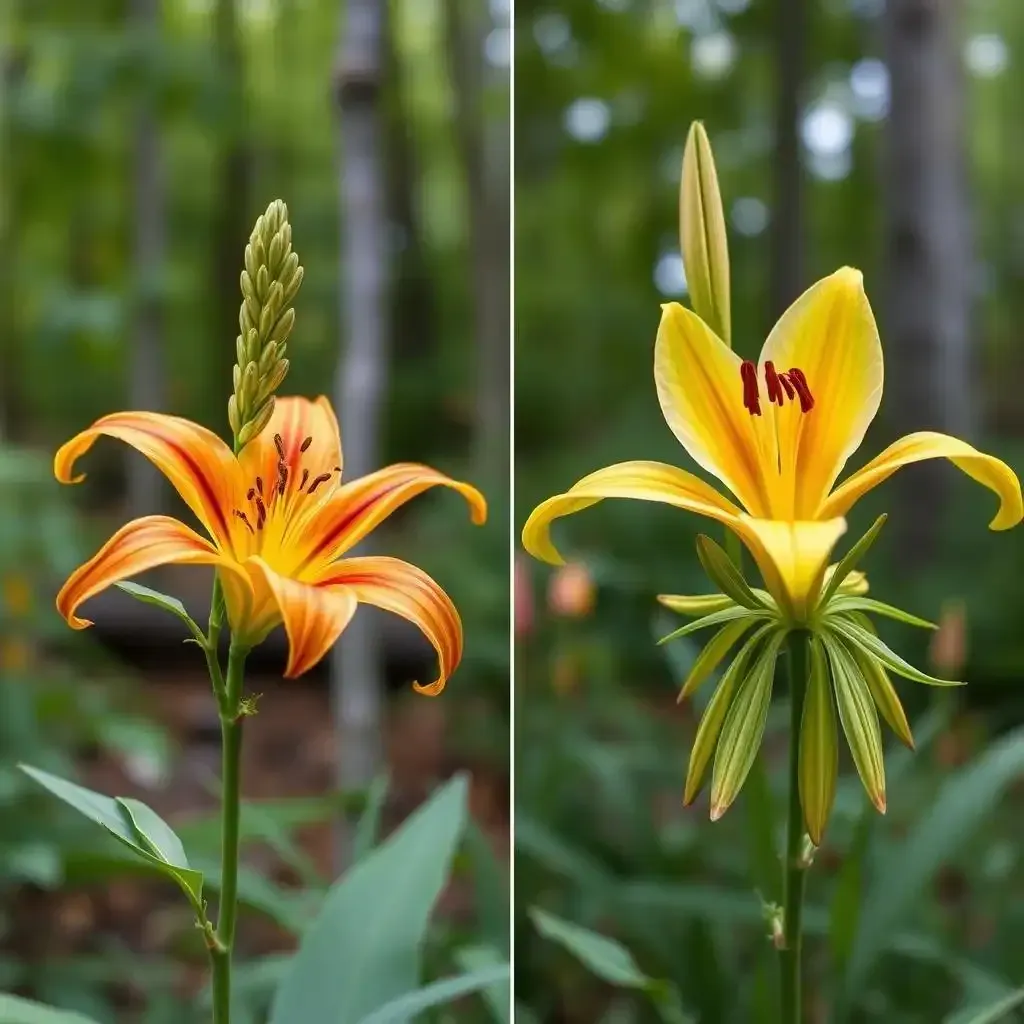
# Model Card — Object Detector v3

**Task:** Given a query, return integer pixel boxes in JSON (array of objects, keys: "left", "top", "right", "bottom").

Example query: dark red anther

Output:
[
  {"left": 246, "top": 487, "right": 255, "bottom": 501},
  {"left": 740, "top": 360, "right": 761, "bottom": 416},
  {"left": 300, "top": 468, "right": 309, "bottom": 491},
  {"left": 255, "top": 497, "right": 267, "bottom": 529},
  {"left": 300, "top": 435, "right": 313, "bottom": 453},
  {"left": 307, "top": 472, "right": 332, "bottom": 495},
  {"left": 778, "top": 372, "right": 796, "bottom": 401},
  {"left": 255, "top": 476, "right": 263, "bottom": 496},
  {"left": 787, "top": 367, "right": 814, "bottom": 412},
  {"left": 274, "top": 433, "right": 286, "bottom": 459},
  {"left": 233, "top": 509, "right": 255, "bottom": 535},
  {"left": 764, "top": 361, "right": 784, "bottom": 406}
]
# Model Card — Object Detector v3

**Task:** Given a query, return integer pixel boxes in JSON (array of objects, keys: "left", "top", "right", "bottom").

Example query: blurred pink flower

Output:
[{"left": 548, "top": 561, "right": 595, "bottom": 619}]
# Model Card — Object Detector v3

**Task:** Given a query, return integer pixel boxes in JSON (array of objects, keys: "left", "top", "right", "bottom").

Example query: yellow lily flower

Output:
[
  {"left": 55, "top": 396, "right": 487, "bottom": 686},
  {"left": 523, "top": 268, "right": 1022, "bottom": 618}
]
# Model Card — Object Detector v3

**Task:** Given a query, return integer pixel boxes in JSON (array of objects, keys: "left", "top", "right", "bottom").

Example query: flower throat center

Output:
[
  {"left": 740, "top": 360, "right": 814, "bottom": 417},
  {"left": 232, "top": 432, "right": 341, "bottom": 535}
]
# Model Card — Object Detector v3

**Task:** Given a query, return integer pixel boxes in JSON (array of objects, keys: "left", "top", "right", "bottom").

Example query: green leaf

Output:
[
  {"left": 268, "top": 773, "right": 468, "bottom": 1024},
  {"left": 353, "top": 773, "right": 389, "bottom": 863},
  {"left": 465, "top": 823, "right": 510, "bottom": 954},
  {"left": 455, "top": 946, "right": 510, "bottom": 1024},
  {"left": 818, "top": 514, "right": 886, "bottom": 608},
  {"left": 830, "top": 618, "right": 962, "bottom": 687},
  {"left": 944, "top": 988, "right": 1024, "bottom": 1024},
  {"left": 114, "top": 581, "right": 207, "bottom": 645},
  {"left": 799, "top": 636, "right": 838, "bottom": 845},
  {"left": 116, "top": 797, "right": 203, "bottom": 903},
  {"left": 18, "top": 765, "right": 203, "bottom": 911},
  {"left": 826, "top": 595, "right": 936, "bottom": 630},
  {"left": 529, "top": 907, "right": 650, "bottom": 988},
  {"left": 844, "top": 727, "right": 1024, "bottom": 998},
  {"left": 658, "top": 604, "right": 771, "bottom": 645},
  {"left": 710, "top": 632, "right": 782, "bottom": 819},
  {"left": 0, "top": 994, "right": 102, "bottom": 1024},
  {"left": 357, "top": 964, "right": 510, "bottom": 1024},
  {"left": 677, "top": 618, "right": 755, "bottom": 702},
  {"left": 684, "top": 625, "right": 772, "bottom": 804},
  {"left": 529, "top": 909, "right": 691, "bottom": 1023},
  {"left": 844, "top": 639, "right": 915, "bottom": 748},
  {"left": 695, "top": 535, "right": 764, "bottom": 610},
  {"left": 822, "top": 635, "right": 886, "bottom": 813}
]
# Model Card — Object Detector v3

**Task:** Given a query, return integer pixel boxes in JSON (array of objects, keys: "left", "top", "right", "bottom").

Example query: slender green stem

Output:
[
  {"left": 210, "top": 641, "right": 248, "bottom": 1024},
  {"left": 781, "top": 630, "right": 809, "bottom": 1023}
]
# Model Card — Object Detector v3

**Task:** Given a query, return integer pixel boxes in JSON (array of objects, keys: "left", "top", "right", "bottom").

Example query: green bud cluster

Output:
[{"left": 228, "top": 199, "right": 304, "bottom": 448}]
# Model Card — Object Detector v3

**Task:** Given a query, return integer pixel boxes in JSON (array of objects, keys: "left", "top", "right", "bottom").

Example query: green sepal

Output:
[
  {"left": 799, "top": 636, "right": 838, "bottom": 844},
  {"left": 826, "top": 595, "right": 936, "bottom": 630},
  {"left": 695, "top": 534, "right": 766, "bottom": 610},
  {"left": 843, "top": 638, "right": 915, "bottom": 749},
  {"left": 683, "top": 625, "right": 774, "bottom": 805},
  {"left": 709, "top": 631, "right": 785, "bottom": 819},
  {"left": 830, "top": 618, "right": 963, "bottom": 687},
  {"left": 822, "top": 635, "right": 886, "bottom": 812},
  {"left": 658, "top": 604, "right": 772, "bottom": 646},
  {"left": 817, "top": 514, "right": 887, "bottom": 609},
  {"left": 677, "top": 618, "right": 755, "bottom": 703},
  {"left": 657, "top": 592, "right": 735, "bottom": 617}
]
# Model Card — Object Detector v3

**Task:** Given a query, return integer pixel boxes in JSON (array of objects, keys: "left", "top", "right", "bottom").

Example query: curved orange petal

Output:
[
  {"left": 758, "top": 268, "right": 883, "bottom": 518},
  {"left": 316, "top": 556, "right": 462, "bottom": 695},
  {"left": 237, "top": 395, "right": 342, "bottom": 497},
  {"left": 55, "top": 412, "right": 241, "bottom": 549},
  {"left": 521, "top": 460, "right": 744, "bottom": 565},
  {"left": 294, "top": 463, "right": 487, "bottom": 571},
  {"left": 56, "top": 515, "right": 252, "bottom": 629},
  {"left": 819, "top": 431, "right": 1023, "bottom": 530},
  {"left": 655, "top": 303, "right": 770, "bottom": 515},
  {"left": 247, "top": 557, "right": 358, "bottom": 678}
]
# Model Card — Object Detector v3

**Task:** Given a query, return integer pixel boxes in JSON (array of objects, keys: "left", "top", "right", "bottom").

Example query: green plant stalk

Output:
[
  {"left": 781, "top": 630, "right": 808, "bottom": 1023},
  {"left": 210, "top": 640, "right": 248, "bottom": 1024}
]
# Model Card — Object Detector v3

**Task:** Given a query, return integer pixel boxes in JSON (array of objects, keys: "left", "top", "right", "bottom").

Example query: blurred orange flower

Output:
[{"left": 547, "top": 562, "right": 595, "bottom": 619}]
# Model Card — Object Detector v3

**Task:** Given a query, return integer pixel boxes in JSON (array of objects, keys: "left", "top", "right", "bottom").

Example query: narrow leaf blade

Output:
[
  {"left": 695, "top": 534, "right": 764, "bottom": 610},
  {"left": 357, "top": 964, "right": 511, "bottom": 1024},
  {"left": 114, "top": 581, "right": 207, "bottom": 643},
  {"left": 678, "top": 618, "right": 754, "bottom": 702},
  {"left": 831, "top": 619, "right": 962, "bottom": 687},
  {"left": 845, "top": 640, "right": 915, "bottom": 748},
  {"left": 818, "top": 514, "right": 887, "bottom": 608}
]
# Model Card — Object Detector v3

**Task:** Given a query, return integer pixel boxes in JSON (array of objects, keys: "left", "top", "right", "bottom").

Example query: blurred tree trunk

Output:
[
  {"left": 212, "top": 0, "right": 250, "bottom": 422},
  {"left": 882, "top": 0, "right": 974, "bottom": 565},
  {"left": 443, "top": 0, "right": 510, "bottom": 488},
  {"left": 331, "top": 0, "right": 389, "bottom": 868},
  {"left": 386, "top": 14, "right": 436, "bottom": 361},
  {"left": 128, "top": 0, "right": 166, "bottom": 518},
  {"left": 770, "top": 0, "right": 806, "bottom": 317}
]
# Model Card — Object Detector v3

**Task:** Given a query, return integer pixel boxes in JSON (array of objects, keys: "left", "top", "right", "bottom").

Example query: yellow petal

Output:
[
  {"left": 294, "top": 463, "right": 486, "bottom": 573},
  {"left": 55, "top": 412, "right": 242, "bottom": 550},
  {"left": 655, "top": 304, "right": 769, "bottom": 515},
  {"left": 820, "top": 431, "right": 1023, "bottom": 530},
  {"left": 758, "top": 268, "right": 883, "bottom": 518},
  {"left": 680, "top": 121, "right": 731, "bottom": 345},
  {"left": 56, "top": 515, "right": 251, "bottom": 629},
  {"left": 734, "top": 516, "right": 847, "bottom": 620},
  {"left": 521, "top": 460, "right": 745, "bottom": 566},
  {"left": 238, "top": 394, "right": 342, "bottom": 498},
  {"left": 317, "top": 556, "right": 463, "bottom": 695},
  {"left": 247, "top": 557, "right": 358, "bottom": 678}
]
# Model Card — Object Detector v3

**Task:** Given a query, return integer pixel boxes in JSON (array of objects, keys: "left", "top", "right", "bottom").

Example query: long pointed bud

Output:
[
  {"left": 230, "top": 199, "right": 304, "bottom": 449},
  {"left": 680, "top": 121, "right": 731, "bottom": 346}
]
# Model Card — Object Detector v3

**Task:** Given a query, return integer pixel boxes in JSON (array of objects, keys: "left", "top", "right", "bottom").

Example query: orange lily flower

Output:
[
  {"left": 55, "top": 396, "right": 487, "bottom": 686},
  {"left": 523, "top": 268, "right": 1022, "bottom": 618}
]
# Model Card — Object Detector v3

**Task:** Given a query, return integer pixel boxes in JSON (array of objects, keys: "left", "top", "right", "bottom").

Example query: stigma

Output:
[{"left": 740, "top": 361, "right": 814, "bottom": 416}]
